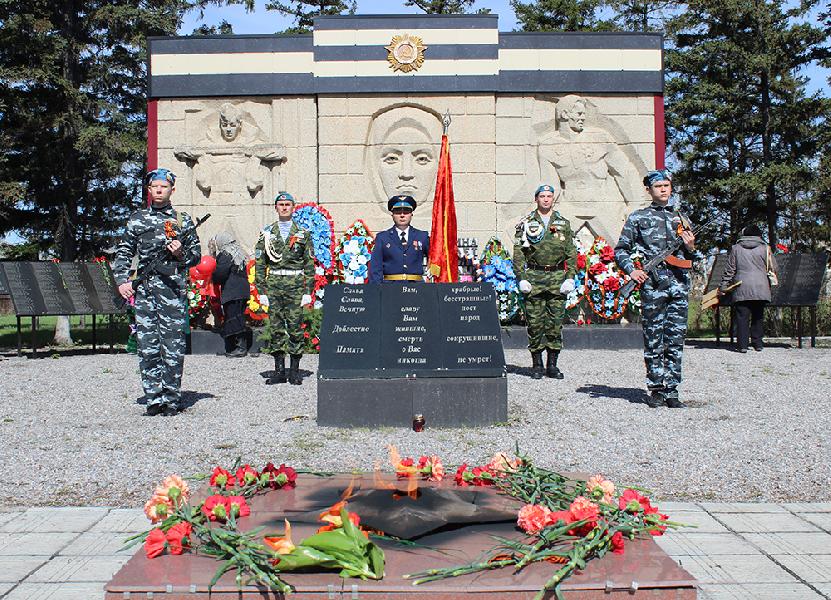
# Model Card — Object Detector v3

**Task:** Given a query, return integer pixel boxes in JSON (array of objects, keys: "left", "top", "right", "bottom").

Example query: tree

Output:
[
  {"left": 605, "top": 0, "right": 676, "bottom": 32},
  {"left": 510, "top": 0, "right": 613, "bottom": 32},
  {"left": 664, "top": 0, "right": 826, "bottom": 250},
  {"left": 265, "top": 0, "right": 356, "bottom": 33},
  {"left": 404, "top": 0, "right": 489, "bottom": 13}
]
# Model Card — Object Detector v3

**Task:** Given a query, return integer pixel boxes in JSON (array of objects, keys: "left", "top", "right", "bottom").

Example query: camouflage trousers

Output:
[
  {"left": 258, "top": 276, "right": 306, "bottom": 356},
  {"left": 134, "top": 276, "right": 187, "bottom": 408},
  {"left": 640, "top": 272, "right": 689, "bottom": 394},
  {"left": 524, "top": 290, "right": 566, "bottom": 351}
]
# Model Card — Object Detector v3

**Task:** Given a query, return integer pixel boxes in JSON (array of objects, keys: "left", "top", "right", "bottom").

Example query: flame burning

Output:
[{"left": 387, "top": 445, "right": 419, "bottom": 500}]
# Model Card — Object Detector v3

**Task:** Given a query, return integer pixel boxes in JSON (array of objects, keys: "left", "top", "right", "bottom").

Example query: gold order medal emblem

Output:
[{"left": 385, "top": 34, "right": 427, "bottom": 73}]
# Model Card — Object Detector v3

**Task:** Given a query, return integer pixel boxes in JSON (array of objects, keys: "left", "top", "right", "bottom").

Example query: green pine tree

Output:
[
  {"left": 265, "top": 0, "right": 356, "bottom": 34},
  {"left": 404, "top": 0, "right": 489, "bottom": 13},
  {"left": 664, "top": 0, "right": 826, "bottom": 249},
  {"left": 605, "top": 0, "right": 676, "bottom": 32},
  {"left": 510, "top": 0, "right": 613, "bottom": 32}
]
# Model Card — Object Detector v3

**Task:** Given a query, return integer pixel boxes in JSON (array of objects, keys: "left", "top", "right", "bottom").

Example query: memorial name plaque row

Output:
[
  {"left": 706, "top": 252, "right": 828, "bottom": 307},
  {"left": 319, "top": 282, "right": 506, "bottom": 379},
  {"left": 0, "top": 261, "right": 125, "bottom": 316}
]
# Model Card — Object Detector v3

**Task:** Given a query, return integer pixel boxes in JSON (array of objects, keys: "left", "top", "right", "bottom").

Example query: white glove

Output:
[
  {"left": 258, "top": 294, "right": 269, "bottom": 307},
  {"left": 518, "top": 280, "right": 532, "bottom": 293},
  {"left": 559, "top": 279, "right": 576, "bottom": 295}
]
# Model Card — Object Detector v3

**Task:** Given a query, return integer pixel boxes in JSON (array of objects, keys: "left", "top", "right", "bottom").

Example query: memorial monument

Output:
[{"left": 147, "top": 14, "right": 664, "bottom": 251}]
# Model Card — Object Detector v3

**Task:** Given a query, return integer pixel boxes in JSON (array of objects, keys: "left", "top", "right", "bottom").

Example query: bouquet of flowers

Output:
[
  {"left": 565, "top": 238, "right": 588, "bottom": 311},
  {"left": 480, "top": 237, "right": 521, "bottom": 324},
  {"left": 186, "top": 279, "right": 208, "bottom": 319},
  {"left": 583, "top": 237, "right": 633, "bottom": 321},
  {"left": 336, "top": 220, "right": 374, "bottom": 284},
  {"left": 244, "top": 259, "right": 268, "bottom": 321}
]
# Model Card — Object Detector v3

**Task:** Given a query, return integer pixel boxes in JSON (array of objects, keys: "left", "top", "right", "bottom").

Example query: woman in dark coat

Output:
[
  {"left": 719, "top": 225, "right": 778, "bottom": 352},
  {"left": 210, "top": 232, "right": 251, "bottom": 357}
]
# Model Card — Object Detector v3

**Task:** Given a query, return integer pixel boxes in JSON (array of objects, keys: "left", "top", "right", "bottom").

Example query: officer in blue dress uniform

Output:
[{"left": 369, "top": 195, "right": 430, "bottom": 283}]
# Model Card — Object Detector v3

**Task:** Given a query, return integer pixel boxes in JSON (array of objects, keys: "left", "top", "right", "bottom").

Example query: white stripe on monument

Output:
[
  {"left": 499, "top": 48, "right": 662, "bottom": 72},
  {"left": 313, "top": 59, "right": 498, "bottom": 78},
  {"left": 150, "top": 52, "right": 314, "bottom": 76},
  {"left": 313, "top": 28, "right": 499, "bottom": 47}
]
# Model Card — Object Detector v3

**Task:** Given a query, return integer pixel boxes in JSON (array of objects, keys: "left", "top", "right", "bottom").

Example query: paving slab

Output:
[
  {"left": 3, "top": 581, "right": 105, "bottom": 600},
  {"left": 0, "top": 507, "right": 108, "bottom": 533},
  {"left": 799, "top": 512, "right": 831, "bottom": 532},
  {"left": 27, "top": 555, "right": 130, "bottom": 583},
  {"left": 669, "top": 510, "right": 730, "bottom": 533},
  {"left": 0, "top": 582, "right": 13, "bottom": 595},
  {"left": 742, "top": 532, "right": 831, "bottom": 555},
  {"left": 783, "top": 502, "right": 831, "bottom": 513},
  {"left": 0, "top": 532, "right": 77, "bottom": 556},
  {"left": 0, "top": 556, "right": 50, "bottom": 582},
  {"left": 654, "top": 533, "right": 761, "bottom": 556},
  {"left": 715, "top": 512, "right": 821, "bottom": 533},
  {"left": 59, "top": 531, "right": 140, "bottom": 556},
  {"left": 661, "top": 501, "right": 704, "bottom": 512},
  {"left": 87, "top": 509, "right": 146, "bottom": 533},
  {"left": 773, "top": 554, "right": 831, "bottom": 583},
  {"left": 0, "top": 512, "right": 21, "bottom": 528},
  {"left": 700, "top": 503, "right": 790, "bottom": 514},
  {"left": 677, "top": 554, "right": 798, "bottom": 584},
  {"left": 815, "top": 582, "right": 831, "bottom": 595},
  {"left": 699, "top": 582, "right": 824, "bottom": 599}
]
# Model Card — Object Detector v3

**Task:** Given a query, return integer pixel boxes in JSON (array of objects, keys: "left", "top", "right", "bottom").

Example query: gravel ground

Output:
[{"left": 0, "top": 344, "right": 828, "bottom": 507}]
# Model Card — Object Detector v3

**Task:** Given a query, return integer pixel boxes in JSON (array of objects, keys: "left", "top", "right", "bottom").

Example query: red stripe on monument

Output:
[
  {"left": 653, "top": 94, "right": 665, "bottom": 169},
  {"left": 147, "top": 100, "right": 158, "bottom": 171}
]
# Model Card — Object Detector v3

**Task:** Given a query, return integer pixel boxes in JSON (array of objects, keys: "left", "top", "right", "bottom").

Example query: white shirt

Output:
[{"left": 395, "top": 226, "right": 410, "bottom": 244}]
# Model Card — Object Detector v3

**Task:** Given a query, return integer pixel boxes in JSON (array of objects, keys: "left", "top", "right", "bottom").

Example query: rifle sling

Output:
[{"left": 664, "top": 255, "right": 692, "bottom": 269}]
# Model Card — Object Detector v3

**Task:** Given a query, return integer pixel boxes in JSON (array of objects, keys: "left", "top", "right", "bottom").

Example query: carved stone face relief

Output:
[
  {"left": 560, "top": 99, "right": 586, "bottom": 134},
  {"left": 219, "top": 112, "right": 242, "bottom": 142},
  {"left": 366, "top": 105, "right": 442, "bottom": 213}
]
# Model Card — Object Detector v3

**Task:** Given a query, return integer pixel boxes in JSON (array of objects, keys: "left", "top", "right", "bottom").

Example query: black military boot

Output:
[
  {"left": 226, "top": 334, "right": 247, "bottom": 358},
  {"left": 664, "top": 389, "right": 687, "bottom": 409},
  {"left": 646, "top": 389, "right": 666, "bottom": 409},
  {"left": 288, "top": 354, "right": 302, "bottom": 385},
  {"left": 530, "top": 351, "right": 544, "bottom": 379},
  {"left": 546, "top": 350, "right": 564, "bottom": 379},
  {"left": 266, "top": 354, "right": 287, "bottom": 385}
]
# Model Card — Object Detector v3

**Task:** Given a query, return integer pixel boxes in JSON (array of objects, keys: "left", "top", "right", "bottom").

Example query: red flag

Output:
[{"left": 428, "top": 134, "right": 459, "bottom": 282}]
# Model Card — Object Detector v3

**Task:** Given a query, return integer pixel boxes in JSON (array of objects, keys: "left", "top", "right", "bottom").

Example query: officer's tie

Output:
[{"left": 400, "top": 231, "right": 407, "bottom": 247}]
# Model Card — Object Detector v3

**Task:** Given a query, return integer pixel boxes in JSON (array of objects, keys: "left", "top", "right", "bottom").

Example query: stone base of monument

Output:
[
  {"left": 317, "top": 376, "right": 508, "bottom": 427},
  {"left": 105, "top": 474, "right": 697, "bottom": 600},
  {"left": 187, "top": 328, "right": 261, "bottom": 355},
  {"left": 501, "top": 325, "right": 644, "bottom": 350}
]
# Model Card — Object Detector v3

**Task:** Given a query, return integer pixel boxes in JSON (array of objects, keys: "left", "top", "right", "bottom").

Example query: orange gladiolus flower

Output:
[{"left": 264, "top": 519, "right": 296, "bottom": 556}]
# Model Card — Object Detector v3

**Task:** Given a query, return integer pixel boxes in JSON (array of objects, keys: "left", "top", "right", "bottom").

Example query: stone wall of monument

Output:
[{"left": 158, "top": 92, "right": 655, "bottom": 252}]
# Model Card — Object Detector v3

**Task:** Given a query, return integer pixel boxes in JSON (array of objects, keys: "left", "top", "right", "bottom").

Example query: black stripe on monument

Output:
[
  {"left": 497, "top": 70, "right": 663, "bottom": 93},
  {"left": 314, "top": 44, "right": 498, "bottom": 62},
  {"left": 500, "top": 32, "right": 662, "bottom": 50},
  {"left": 149, "top": 34, "right": 313, "bottom": 55},
  {"left": 313, "top": 14, "right": 498, "bottom": 30},
  {"left": 313, "top": 75, "right": 496, "bottom": 94},
  {"left": 150, "top": 73, "right": 315, "bottom": 98}
]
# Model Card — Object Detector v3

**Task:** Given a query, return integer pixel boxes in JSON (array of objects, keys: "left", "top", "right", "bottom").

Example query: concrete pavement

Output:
[{"left": 1, "top": 502, "right": 830, "bottom": 599}]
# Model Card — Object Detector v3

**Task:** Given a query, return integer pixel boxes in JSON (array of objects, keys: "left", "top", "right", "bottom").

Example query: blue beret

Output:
[
  {"left": 535, "top": 184, "right": 556, "bottom": 196},
  {"left": 388, "top": 195, "right": 416, "bottom": 211},
  {"left": 145, "top": 168, "right": 176, "bottom": 186},
  {"left": 274, "top": 191, "right": 295, "bottom": 204},
  {"left": 643, "top": 170, "right": 672, "bottom": 187}
]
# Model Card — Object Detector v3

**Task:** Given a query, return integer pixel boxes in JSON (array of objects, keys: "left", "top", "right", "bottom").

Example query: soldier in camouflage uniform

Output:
[
  {"left": 255, "top": 192, "right": 315, "bottom": 385},
  {"left": 614, "top": 170, "right": 695, "bottom": 409},
  {"left": 513, "top": 184, "right": 578, "bottom": 379},
  {"left": 113, "top": 168, "right": 201, "bottom": 416}
]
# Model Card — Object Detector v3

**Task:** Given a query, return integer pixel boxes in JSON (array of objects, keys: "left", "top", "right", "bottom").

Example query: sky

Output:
[{"left": 180, "top": 0, "right": 829, "bottom": 94}]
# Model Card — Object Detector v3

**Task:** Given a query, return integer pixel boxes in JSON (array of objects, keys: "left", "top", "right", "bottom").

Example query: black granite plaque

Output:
[
  {"left": 84, "top": 263, "right": 124, "bottom": 314},
  {"left": 0, "top": 268, "right": 8, "bottom": 296},
  {"left": 0, "top": 262, "right": 46, "bottom": 315},
  {"left": 318, "top": 285, "right": 381, "bottom": 378},
  {"left": 706, "top": 252, "right": 827, "bottom": 307},
  {"left": 438, "top": 282, "right": 505, "bottom": 377},
  {"left": 31, "top": 262, "right": 75, "bottom": 315},
  {"left": 379, "top": 283, "right": 440, "bottom": 376},
  {"left": 58, "top": 263, "right": 101, "bottom": 314}
]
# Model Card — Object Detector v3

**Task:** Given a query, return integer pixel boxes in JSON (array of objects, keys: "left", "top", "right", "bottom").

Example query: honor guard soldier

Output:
[
  {"left": 513, "top": 184, "right": 578, "bottom": 380},
  {"left": 255, "top": 192, "right": 315, "bottom": 385},
  {"left": 614, "top": 170, "right": 695, "bottom": 409},
  {"left": 113, "top": 168, "right": 201, "bottom": 416},
  {"left": 369, "top": 195, "right": 430, "bottom": 284}
]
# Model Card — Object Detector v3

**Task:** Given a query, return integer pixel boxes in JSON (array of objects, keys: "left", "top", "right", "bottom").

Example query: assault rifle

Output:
[
  {"left": 619, "top": 217, "right": 715, "bottom": 300},
  {"left": 131, "top": 213, "right": 211, "bottom": 290}
]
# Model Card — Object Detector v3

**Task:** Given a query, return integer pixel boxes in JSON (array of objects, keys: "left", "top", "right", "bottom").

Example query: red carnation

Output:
[
  {"left": 236, "top": 464, "right": 259, "bottom": 487},
  {"left": 227, "top": 496, "right": 251, "bottom": 519},
  {"left": 619, "top": 489, "right": 653, "bottom": 513},
  {"left": 202, "top": 495, "right": 230, "bottom": 522},
  {"left": 589, "top": 262, "right": 607, "bottom": 276},
  {"left": 604, "top": 276, "right": 621, "bottom": 292},
  {"left": 610, "top": 531, "right": 625, "bottom": 554},
  {"left": 144, "top": 527, "right": 167, "bottom": 559},
  {"left": 209, "top": 467, "right": 236, "bottom": 490},
  {"left": 577, "top": 253, "right": 587, "bottom": 269},
  {"left": 455, "top": 463, "right": 471, "bottom": 487},
  {"left": 600, "top": 245, "right": 615, "bottom": 262},
  {"left": 166, "top": 522, "right": 192, "bottom": 555}
]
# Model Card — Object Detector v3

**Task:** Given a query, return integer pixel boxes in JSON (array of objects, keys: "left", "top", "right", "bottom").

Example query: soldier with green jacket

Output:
[
  {"left": 513, "top": 184, "right": 578, "bottom": 379},
  {"left": 255, "top": 192, "right": 315, "bottom": 385}
]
